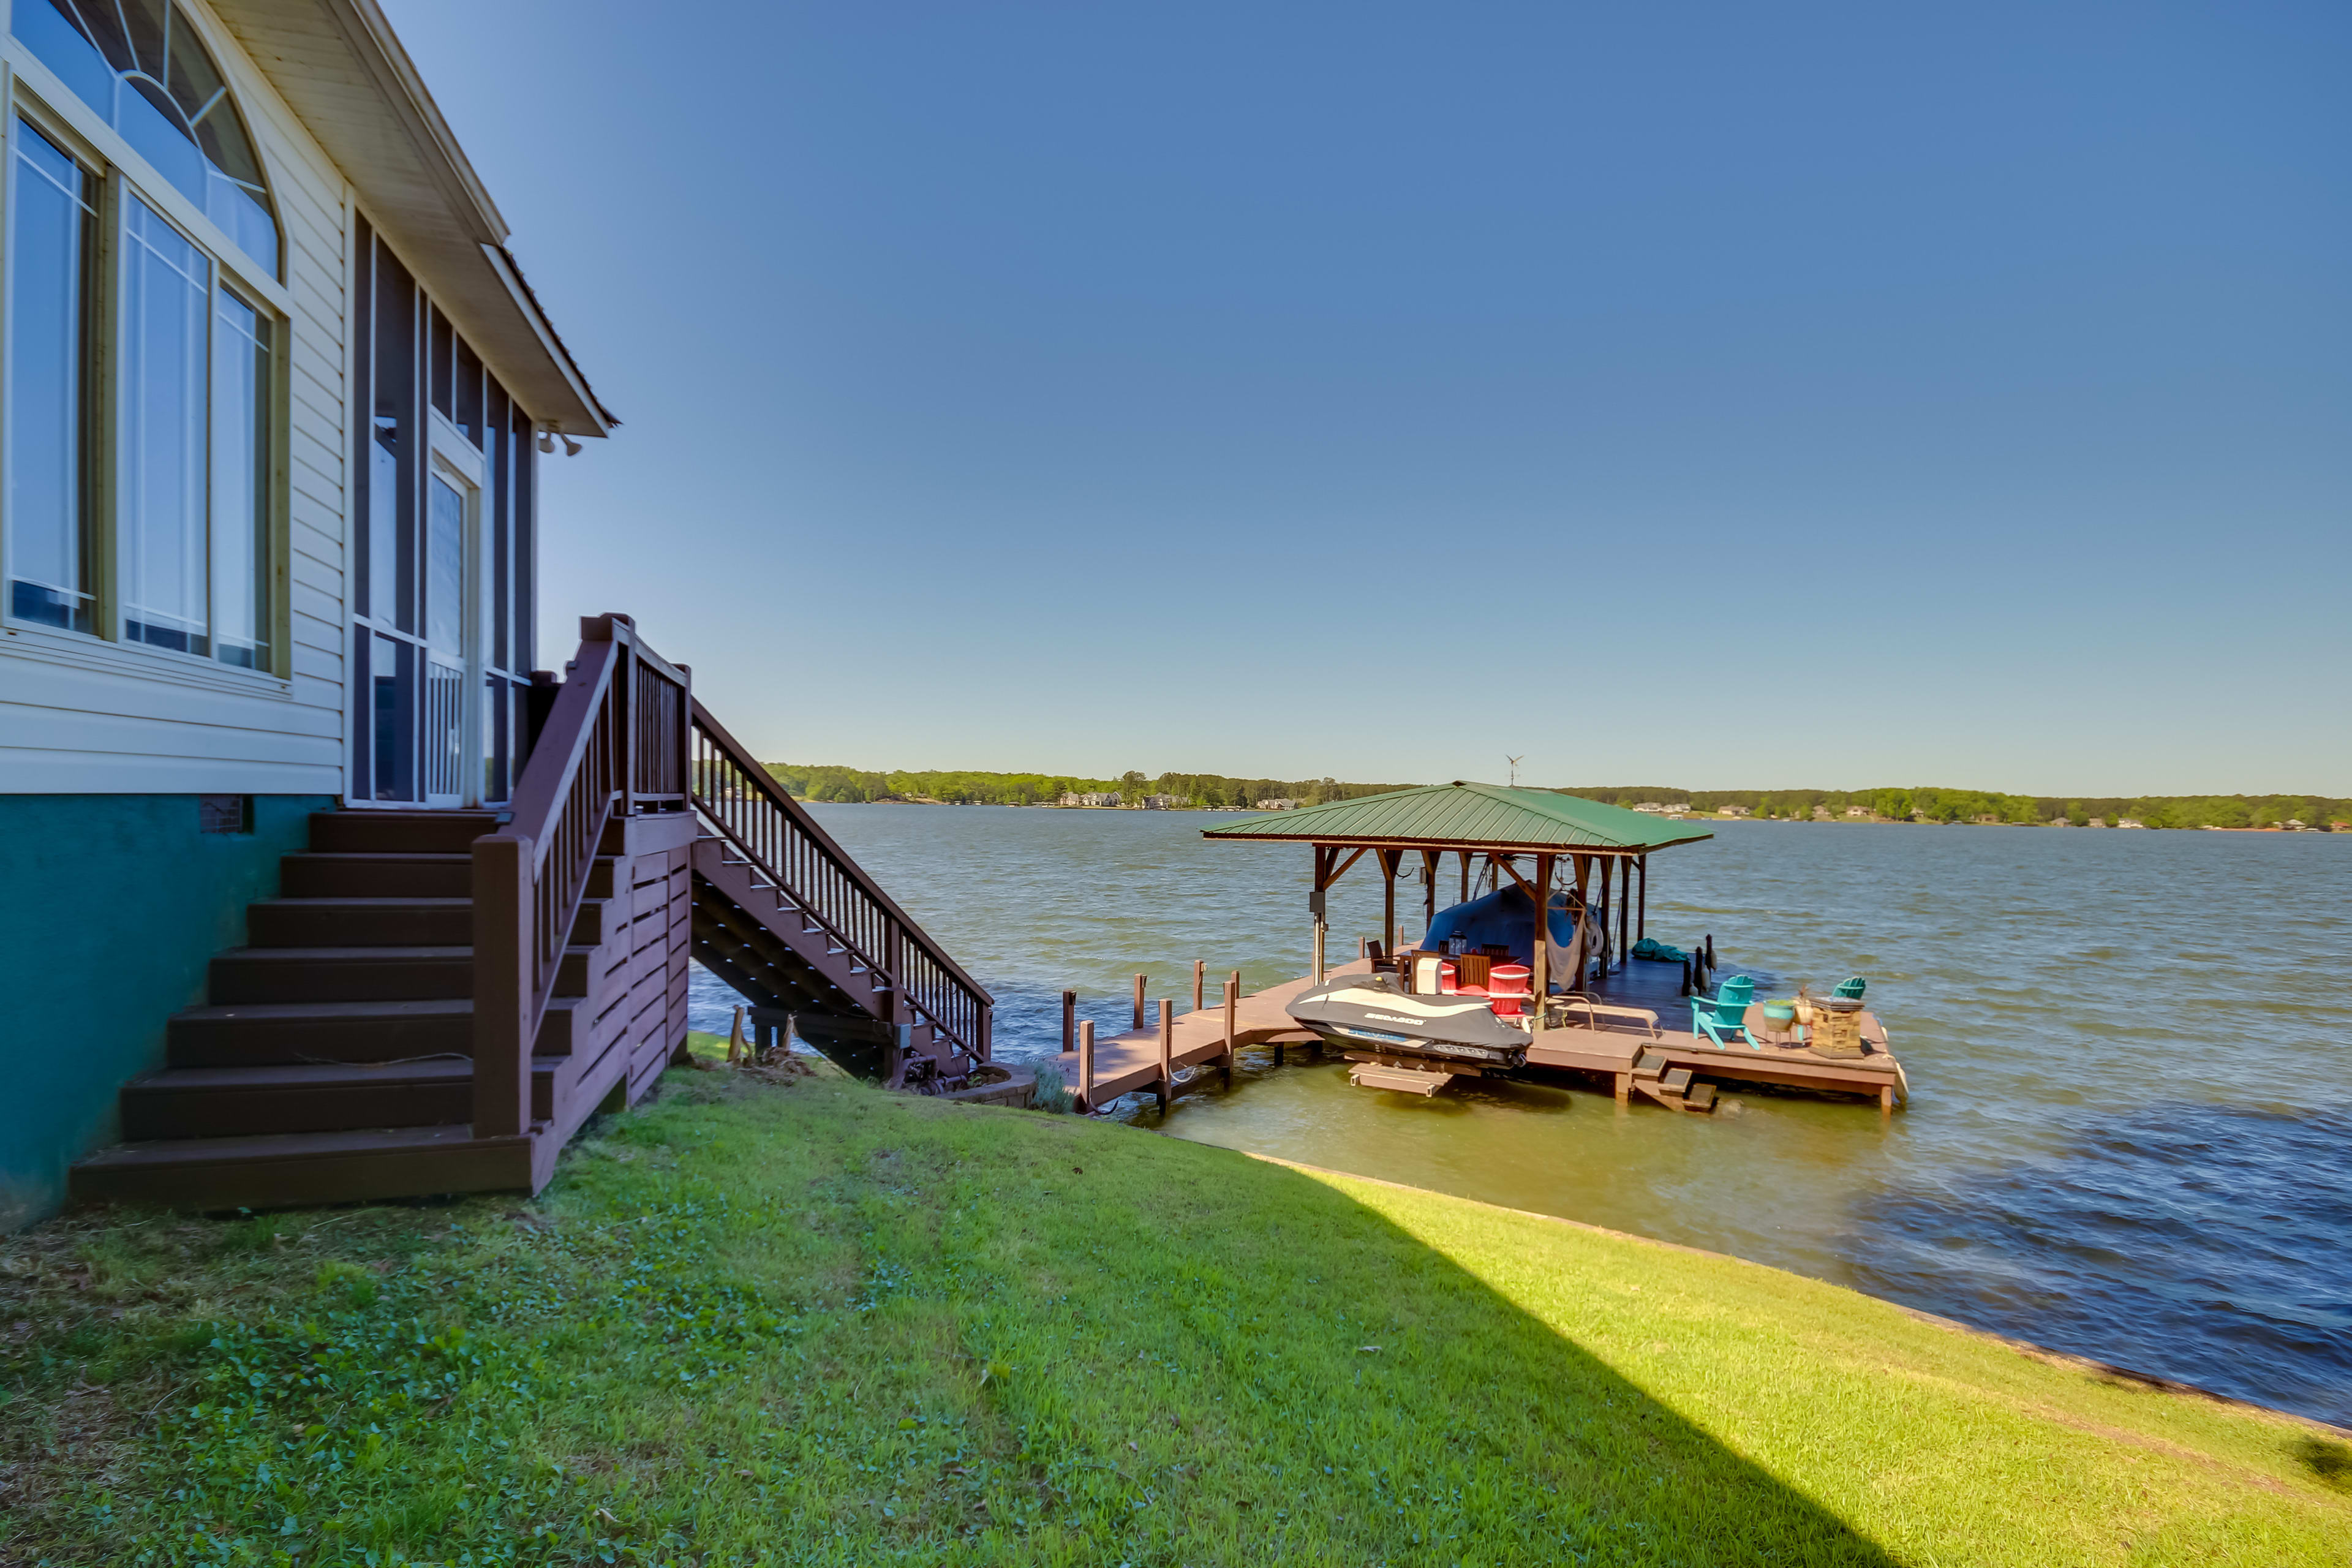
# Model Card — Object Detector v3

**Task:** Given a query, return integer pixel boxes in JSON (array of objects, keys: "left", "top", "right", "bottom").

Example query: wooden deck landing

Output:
[
  {"left": 1053, "top": 952, "right": 1908, "bottom": 1112},
  {"left": 1050, "top": 965, "right": 1354, "bottom": 1110}
]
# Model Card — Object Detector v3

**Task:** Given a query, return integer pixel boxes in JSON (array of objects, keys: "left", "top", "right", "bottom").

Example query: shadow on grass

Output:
[
  {"left": 964, "top": 1111, "right": 1903, "bottom": 1563},
  {"left": 2296, "top": 1436, "right": 2352, "bottom": 1493},
  {"left": 4, "top": 1073, "right": 1913, "bottom": 1565}
]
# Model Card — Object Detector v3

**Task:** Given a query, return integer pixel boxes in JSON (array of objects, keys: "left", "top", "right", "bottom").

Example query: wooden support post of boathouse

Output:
[
  {"left": 1530, "top": 851, "right": 1555, "bottom": 1001},
  {"left": 1379, "top": 849, "right": 1399, "bottom": 960}
]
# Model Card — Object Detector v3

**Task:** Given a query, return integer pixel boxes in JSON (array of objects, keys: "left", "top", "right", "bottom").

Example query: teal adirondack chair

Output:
[
  {"left": 1832, "top": 976, "right": 1866, "bottom": 1000},
  {"left": 1690, "top": 974, "right": 1757, "bottom": 1049}
]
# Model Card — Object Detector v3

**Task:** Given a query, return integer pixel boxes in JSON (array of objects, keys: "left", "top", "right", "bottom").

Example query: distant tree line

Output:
[
  {"left": 1559, "top": 785, "right": 2348, "bottom": 830},
  {"left": 762, "top": 764, "right": 1416, "bottom": 810},
  {"left": 762, "top": 763, "right": 2345, "bottom": 829}
]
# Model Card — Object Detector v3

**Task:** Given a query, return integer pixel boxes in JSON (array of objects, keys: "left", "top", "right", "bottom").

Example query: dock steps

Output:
[
  {"left": 1349, "top": 1063, "right": 1455, "bottom": 1095},
  {"left": 1630, "top": 1061, "right": 1716, "bottom": 1115}
]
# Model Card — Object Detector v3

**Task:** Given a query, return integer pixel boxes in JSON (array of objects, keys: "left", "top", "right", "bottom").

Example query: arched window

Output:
[{"left": 15, "top": 0, "right": 277, "bottom": 273}]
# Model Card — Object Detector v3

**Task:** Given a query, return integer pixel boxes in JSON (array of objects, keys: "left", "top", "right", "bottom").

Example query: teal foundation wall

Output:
[{"left": 0, "top": 794, "right": 327, "bottom": 1229}]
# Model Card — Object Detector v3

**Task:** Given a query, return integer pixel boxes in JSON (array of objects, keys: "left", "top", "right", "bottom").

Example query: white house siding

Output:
[{"left": 0, "top": 0, "right": 349, "bottom": 797}]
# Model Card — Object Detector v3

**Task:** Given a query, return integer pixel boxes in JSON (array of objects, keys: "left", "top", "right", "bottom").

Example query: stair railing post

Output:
[
  {"left": 674, "top": 662, "right": 692, "bottom": 811},
  {"left": 471, "top": 832, "right": 536, "bottom": 1139}
]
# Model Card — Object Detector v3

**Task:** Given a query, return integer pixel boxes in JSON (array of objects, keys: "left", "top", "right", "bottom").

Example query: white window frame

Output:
[{"left": 0, "top": 47, "right": 292, "bottom": 692}]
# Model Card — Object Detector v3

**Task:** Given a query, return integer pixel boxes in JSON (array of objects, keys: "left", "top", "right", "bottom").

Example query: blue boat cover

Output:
[{"left": 1420, "top": 884, "right": 1581, "bottom": 973}]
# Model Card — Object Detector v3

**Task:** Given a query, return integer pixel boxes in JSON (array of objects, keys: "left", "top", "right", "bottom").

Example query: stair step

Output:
[
  {"left": 307, "top": 810, "right": 502, "bottom": 856},
  {"left": 247, "top": 897, "right": 472, "bottom": 948},
  {"left": 68, "top": 1123, "right": 538, "bottom": 1210},
  {"left": 279, "top": 853, "right": 619, "bottom": 901},
  {"left": 210, "top": 945, "right": 477, "bottom": 1004},
  {"left": 1633, "top": 1050, "right": 1667, "bottom": 1080},
  {"left": 167, "top": 996, "right": 584, "bottom": 1066},
  {"left": 207, "top": 944, "right": 601, "bottom": 1006},
  {"left": 280, "top": 851, "right": 472, "bottom": 898},
  {"left": 1660, "top": 1066, "right": 1694, "bottom": 1095},
  {"left": 124, "top": 1060, "right": 470, "bottom": 1137},
  {"left": 121, "top": 1057, "right": 571, "bottom": 1139},
  {"left": 1685, "top": 1082, "right": 1717, "bottom": 1112}
]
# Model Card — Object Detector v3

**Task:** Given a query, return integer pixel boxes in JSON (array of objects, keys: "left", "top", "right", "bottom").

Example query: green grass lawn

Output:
[{"left": 4, "top": 1046, "right": 2346, "bottom": 1567}]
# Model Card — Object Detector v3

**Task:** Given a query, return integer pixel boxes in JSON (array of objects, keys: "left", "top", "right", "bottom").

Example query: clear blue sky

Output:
[{"left": 383, "top": 1, "right": 2348, "bottom": 796}]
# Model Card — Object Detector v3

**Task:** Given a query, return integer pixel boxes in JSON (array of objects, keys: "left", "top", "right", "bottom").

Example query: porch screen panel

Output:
[
  {"left": 371, "top": 631, "right": 413, "bottom": 801},
  {"left": 368, "top": 239, "right": 417, "bottom": 635},
  {"left": 512, "top": 402, "right": 535, "bottom": 674}
]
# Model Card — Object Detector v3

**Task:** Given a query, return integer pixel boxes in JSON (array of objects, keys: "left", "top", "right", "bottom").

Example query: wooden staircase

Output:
[
  {"left": 70, "top": 810, "right": 635, "bottom": 1208},
  {"left": 68, "top": 614, "right": 989, "bottom": 1210},
  {"left": 683, "top": 701, "right": 992, "bottom": 1087},
  {"left": 1630, "top": 1049, "right": 1717, "bottom": 1114}
]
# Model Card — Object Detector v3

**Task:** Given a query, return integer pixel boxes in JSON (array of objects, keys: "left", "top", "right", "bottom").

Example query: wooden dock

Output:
[{"left": 1052, "top": 952, "right": 1908, "bottom": 1114}]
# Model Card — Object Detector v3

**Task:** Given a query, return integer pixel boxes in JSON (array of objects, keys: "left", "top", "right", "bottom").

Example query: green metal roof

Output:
[{"left": 1201, "top": 782, "right": 1714, "bottom": 853}]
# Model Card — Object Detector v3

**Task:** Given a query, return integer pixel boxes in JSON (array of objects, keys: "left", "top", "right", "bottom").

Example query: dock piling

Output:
[
  {"left": 1156, "top": 1001, "right": 1173, "bottom": 1113},
  {"left": 1132, "top": 973, "right": 1145, "bottom": 1031},
  {"left": 1079, "top": 1020, "right": 1095, "bottom": 1110},
  {"left": 1193, "top": 959, "right": 1204, "bottom": 1013},
  {"left": 1061, "top": 990, "right": 1075, "bottom": 1057},
  {"left": 1223, "top": 971, "right": 1239, "bottom": 1084}
]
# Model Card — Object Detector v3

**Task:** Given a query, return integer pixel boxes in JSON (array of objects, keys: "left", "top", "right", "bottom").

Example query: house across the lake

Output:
[{"left": 1, "top": 0, "right": 986, "bottom": 1227}]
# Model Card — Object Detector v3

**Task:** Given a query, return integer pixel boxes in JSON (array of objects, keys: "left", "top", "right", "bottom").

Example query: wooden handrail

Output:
[
  {"left": 473, "top": 614, "right": 690, "bottom": 1136},
  {"left": 688, "top": 699, "right": 995, "bottom": 1060}
]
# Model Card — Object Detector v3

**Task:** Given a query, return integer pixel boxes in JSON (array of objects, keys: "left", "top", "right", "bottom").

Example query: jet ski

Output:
[{"left": 1286, "top": 971, "right": 1531, "bottom": 1072}]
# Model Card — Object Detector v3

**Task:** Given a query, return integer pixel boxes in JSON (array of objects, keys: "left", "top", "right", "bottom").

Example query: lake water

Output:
[{"left": 686, "top": 807, "right": 2352, "bottom": 1427}]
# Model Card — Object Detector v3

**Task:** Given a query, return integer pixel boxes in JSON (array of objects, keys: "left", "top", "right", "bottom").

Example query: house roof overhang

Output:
[{"left": 211, "top": 0, "right": 616, "bottom": 437}]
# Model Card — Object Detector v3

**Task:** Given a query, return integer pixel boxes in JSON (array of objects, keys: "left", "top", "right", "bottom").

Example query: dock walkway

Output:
[{"left": 1052, "top": 952, "right": 1907, "bottom": 1113}]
